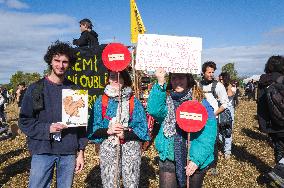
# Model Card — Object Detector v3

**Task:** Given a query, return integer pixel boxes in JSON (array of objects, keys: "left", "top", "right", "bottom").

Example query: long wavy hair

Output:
[{"left": 219, "top": 72, "right": 231, "bottom": 90}]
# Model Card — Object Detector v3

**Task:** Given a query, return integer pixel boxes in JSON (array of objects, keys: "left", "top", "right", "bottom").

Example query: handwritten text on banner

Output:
[{"left": 135, "top": 34, "right": 202, "bottom": 74}]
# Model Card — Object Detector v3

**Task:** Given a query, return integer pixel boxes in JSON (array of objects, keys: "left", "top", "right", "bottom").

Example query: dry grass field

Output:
[{"left": 0, "top": 99, "right": 278, "bottom": 188}]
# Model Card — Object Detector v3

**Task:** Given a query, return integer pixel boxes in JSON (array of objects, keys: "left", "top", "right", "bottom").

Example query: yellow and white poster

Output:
[{"left": 62, "top": 89, "right": 88, "bottom": 127}]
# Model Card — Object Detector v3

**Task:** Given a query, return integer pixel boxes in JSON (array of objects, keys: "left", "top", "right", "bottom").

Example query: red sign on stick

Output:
[
  {"left": 102, "top": 43, "right": 131, "bottom": 72},
  {"left": 176, "top": 100, "right": 208, "bottom": 133}
]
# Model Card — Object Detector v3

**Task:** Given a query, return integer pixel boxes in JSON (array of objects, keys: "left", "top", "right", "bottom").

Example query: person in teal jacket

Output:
[
  {"left": 147, "top": 68, "right": 217, "bottom": 188},
  {"left": 88, "top": 70, "right": 150, "bottom": 188}
]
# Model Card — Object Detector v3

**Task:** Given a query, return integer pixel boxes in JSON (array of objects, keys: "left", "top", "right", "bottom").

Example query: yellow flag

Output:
[{"left": 130, "top": 0, "right": 146, "bottom": 43}]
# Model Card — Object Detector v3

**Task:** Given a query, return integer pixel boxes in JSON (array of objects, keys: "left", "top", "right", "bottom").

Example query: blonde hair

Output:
[{"left": 192, "top": 85, "right": 204, "bottom": 102}]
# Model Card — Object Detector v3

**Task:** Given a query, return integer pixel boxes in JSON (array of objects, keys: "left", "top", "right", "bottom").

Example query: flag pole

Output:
[{"left": 131, "top": 46, "right": 139, "bottom": 97}]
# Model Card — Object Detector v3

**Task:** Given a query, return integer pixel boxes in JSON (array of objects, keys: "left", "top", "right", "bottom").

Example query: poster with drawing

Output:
[
  {"left": 135, "top": 34, "right": 202, "bottom": 74},
  {"left": 62, "top": 89, "right": 88, "bottom": 127}
]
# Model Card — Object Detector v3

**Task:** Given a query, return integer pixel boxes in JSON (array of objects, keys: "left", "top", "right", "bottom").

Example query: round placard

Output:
[
  {"left": 102, "top": 43, "right": 131, "bottom": 71},
  {"left": 176, "top": 100, "right": 208, "bottom": 133}
]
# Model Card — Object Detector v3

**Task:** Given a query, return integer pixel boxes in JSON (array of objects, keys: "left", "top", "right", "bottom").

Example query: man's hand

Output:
[
  {"left": 214, "top": 106, "right": 225, "bottom": 116},
  {"left": 75, "top": 150, "right": 84, "bottom": 174},
  {"left": 107, "top": 123, "right": 124, "bottom": 135},
  {"left": 50, "top": 123, "right": 67, "bottom": 133},
  {"left": 185, "top": 161, "right": 198, "bottom": 176}
]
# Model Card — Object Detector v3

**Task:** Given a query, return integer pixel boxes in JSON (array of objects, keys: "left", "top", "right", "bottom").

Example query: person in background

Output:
[
  {"left": 257, "top": 55, "right": 284, "bottom": 186},
  {"left": 16, "top": 82, "right": 26, "bottom": 108},
  {"left": 73, "top": 18, "right": 99, "bottom": 48},
  {"left": 232, "top": 81, "right": 240, "bottom": 107},
  {"left": 231, "top": 81, "right": 237, "bottom": 94},
  {"left": 0, "top": 87, "right": 5, "bottom": 122},
  {"left": 88, "top": 70, "right": 150, "bottom": 188},
  {"left": 199, "top": 61, "right": 229, "bottom": 175},
  {"left": 253, "top": 80, "right": 258, "bottom": 101},
  {"left": 219, "top": 72, "right": 235, "bottom": 159},
  {"left": 245, "top": 80, "right": 254, "bottom": 101},
  {"left": 147, "top": 68, "right": 217, "bottom": 188},
  {"left": 19, "top": 41, "right": 88, "bottom": 188}
]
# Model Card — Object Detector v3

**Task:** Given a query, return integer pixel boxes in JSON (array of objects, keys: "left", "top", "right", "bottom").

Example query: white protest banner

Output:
[
  {"left": 62, "top": 89, "right": 88, "bottom": 127},
  {"left": 135, "top": 34, "right": 202, "bottom": 74}
]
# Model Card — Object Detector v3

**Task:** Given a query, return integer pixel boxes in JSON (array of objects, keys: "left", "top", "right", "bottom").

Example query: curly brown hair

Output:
[{"left": 44, "top": 40, "right": 77, "bottom": 68}]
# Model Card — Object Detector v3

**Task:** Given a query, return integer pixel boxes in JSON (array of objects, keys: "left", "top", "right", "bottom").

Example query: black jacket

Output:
[
  {"left": 257, "top": 72, "right": 284, "bottom": 135},
  {"left": 19, "top": 78, "right": 88, "bottom": 155},
  {"left": 73, "top": 30, "right": 99, "bottom": 48}
]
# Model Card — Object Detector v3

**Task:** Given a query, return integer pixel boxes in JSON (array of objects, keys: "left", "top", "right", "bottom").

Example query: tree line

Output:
[{"left": 3, "top": 63, "right": 242, "bottom": 90}]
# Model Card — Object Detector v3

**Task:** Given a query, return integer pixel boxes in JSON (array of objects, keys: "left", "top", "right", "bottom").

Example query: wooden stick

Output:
[
  {"left": 114, "top": 71, "right": 122, "bottom": 188},
  {"left": 117, "top": 72, "right": 122, "bottom": 122},
  {"left": 187, "top": 133, "right": 191, "bottom": 188}
]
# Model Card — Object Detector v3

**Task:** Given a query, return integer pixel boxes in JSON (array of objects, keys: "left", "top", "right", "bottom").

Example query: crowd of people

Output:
[
  {"left": 1, "top": 18, "right": 283, "bottom": 188},
  {"left": 244, "top": 79, "right": 258, "bottom": 101},
  {"left": 0, "top": 82, "right": 27, "bottom": 140}
]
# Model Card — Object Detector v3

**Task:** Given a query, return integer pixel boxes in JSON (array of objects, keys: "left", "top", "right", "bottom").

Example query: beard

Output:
[{"left": 52, "top": 68, "right": 67, "bottom": 78}]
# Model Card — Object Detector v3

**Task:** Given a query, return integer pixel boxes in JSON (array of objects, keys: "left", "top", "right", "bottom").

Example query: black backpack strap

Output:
[
  {"left": 200, "top": 80, "right": 218, "bottom": 99},
  {"left": 64, "top": 78, "right": 79, "bottom": 90},
  {"left": 32, "top": 78, "right": 45, "bottom": 112},
  {"left": 211, "top": 80, "right": 218, "bottom": 99}
]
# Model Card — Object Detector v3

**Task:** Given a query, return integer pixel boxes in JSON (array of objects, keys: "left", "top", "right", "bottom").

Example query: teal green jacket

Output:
[
  {"left": 147, "top": 83, "right": 217, "bottom": 169},
  {"left": 88, "top": 95, "right": 150, "bottom": 143}
]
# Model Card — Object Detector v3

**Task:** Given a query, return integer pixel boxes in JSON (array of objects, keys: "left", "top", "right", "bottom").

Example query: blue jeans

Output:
[
  {"left": 218, "top": 105, "right": 234, "bottom": 155},
  {"left": 222, "top": 105, "right": 234, "bottom": 155},
  {"left": 29, "top": 154, "right": 76, "bottom": 188}
]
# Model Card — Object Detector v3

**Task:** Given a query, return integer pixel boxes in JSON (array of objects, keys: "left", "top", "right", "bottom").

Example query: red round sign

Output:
[
  {"left": 176, "top": 100, "right": 208, "bottom": 133},
  {"left": 102, "top": 43, "right": 131, "bottom": 72}
]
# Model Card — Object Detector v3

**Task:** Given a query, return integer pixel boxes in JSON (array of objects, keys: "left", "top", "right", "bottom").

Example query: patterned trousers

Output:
[{"left": 100, "top": 139, "right": 141, "bottom": 188}]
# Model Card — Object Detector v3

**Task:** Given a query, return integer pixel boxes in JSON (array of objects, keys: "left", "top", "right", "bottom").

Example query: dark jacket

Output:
[
  {"left": 73, "top": 30, "right": 99, "bottom": 48},
  {"left": 19, "top": 78, "right": 88, "bottom": 155},
  {"left": 18, "top": 88, "right": 26, "bottom": 107},
  {"left": 257, "top": 72, "right": 284, "bottom": 135}
]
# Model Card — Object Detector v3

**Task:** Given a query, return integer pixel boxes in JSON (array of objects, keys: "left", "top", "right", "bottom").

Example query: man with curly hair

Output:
[
  {"left": 199, "top": 61, "right": 229, "bottom": 175},
  {"left": 19, "top": 41, "right": 88, "bottom": 188}
]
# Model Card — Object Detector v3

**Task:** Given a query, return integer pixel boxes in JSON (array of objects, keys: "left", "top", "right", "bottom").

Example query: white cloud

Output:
[
  {"left": 0, "top": 0, "right": 29, "bottom": 9},
  {"left": 265, "top": 27, "right": 284, "bottom": 36},
  {"left": 0, "top": 7, "right": 283, "bottom": 84},
  {"left": 262, "top": 26, "right": 284, "bottom": 46},
  {"left": 0, "top": 10, "right": 78, "bottom": 84},
  {"left": 202, "top": 43, "right": 284, "bottom": 77}
]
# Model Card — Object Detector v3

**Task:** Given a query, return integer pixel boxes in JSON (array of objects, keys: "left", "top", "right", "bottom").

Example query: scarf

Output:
[
  {"left": 164, "top": 89, "right": 192, "bottom": 187},
  {"left": 163, "top": 90, "right": 192, "bottom": 137},
  {"left": 200, "top": 78, "right": 214, "bottom": 86},
  {"left": 104, "top": 85, "right": 133, "bottom": 146}
]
